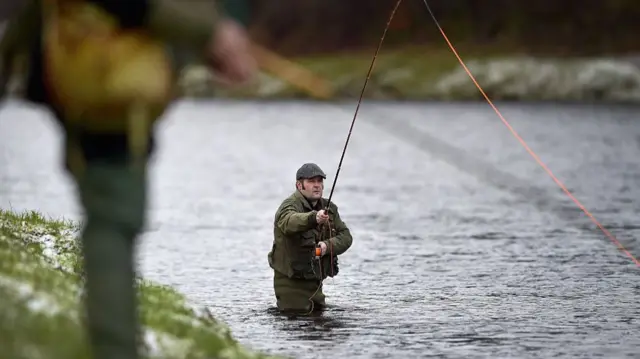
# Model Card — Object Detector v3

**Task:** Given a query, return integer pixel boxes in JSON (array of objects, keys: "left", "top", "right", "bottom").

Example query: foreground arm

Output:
[{"left": 87, "top": 0, "right": 223, "bottom": 51}]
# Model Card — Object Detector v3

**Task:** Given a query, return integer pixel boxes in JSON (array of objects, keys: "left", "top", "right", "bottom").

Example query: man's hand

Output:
[
  {"left": 316, "top": 209, "right": 329, "bottom": 225},
  {"left": 319, "top": 241, "right": 327, "bottom": 256},
  {"left": 206, "top": 18, "right": 256, "bottom": 86}
]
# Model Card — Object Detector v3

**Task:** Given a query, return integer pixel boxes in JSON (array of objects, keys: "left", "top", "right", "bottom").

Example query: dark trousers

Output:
[{"left": 63, "top": 127, "right": 154, "bottom": 359}]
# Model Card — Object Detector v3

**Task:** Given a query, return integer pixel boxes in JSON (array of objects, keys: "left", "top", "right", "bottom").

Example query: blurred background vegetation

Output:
[
  {"left": 3, "top": 0, "right": 639, "bottom": 101},
  {"left": 226, "top": 0, "right": 640, "bottom": 56}
]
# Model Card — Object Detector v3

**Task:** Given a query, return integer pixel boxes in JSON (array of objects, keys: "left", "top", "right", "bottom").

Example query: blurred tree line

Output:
[{"left": 222, "top": 0, "right": 640, "bottom": 56}]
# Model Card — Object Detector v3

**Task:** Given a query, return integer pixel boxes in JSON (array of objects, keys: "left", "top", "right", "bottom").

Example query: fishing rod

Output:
[
  {"left": 324, "top": 0, "right": 404, "bottom": 212},
  {"left": 319, "top": 0, "right": 639, "bottom": 268}
]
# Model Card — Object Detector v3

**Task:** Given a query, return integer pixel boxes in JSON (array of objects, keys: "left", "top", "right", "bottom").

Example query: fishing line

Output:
[
  {"left": 302, "top": 0, "right": 405, "bottom": 316},
  {"left": 418, "top": 0, "right": 639, "bottom": 267},
  {"left": 306, "top": 0, "right": 637, "bottom": 316},
  {"left": 324, "top": 0, "right": 405, "bottom": 211},
  {"left": 322, "top": 0, "right": 638, "bottom": 267}
]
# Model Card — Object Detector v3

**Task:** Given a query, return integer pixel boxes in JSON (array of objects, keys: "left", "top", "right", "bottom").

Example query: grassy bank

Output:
[
  {"left": 0, "top": 209, "right": 281, "bottom": 359},
  {"left": 181, "top": 45, "right": 497, "bottom": 100},
  {"left": 5, "top": 45, "right": 639, "bottom": 103},
  {"left": 179, "top": 45, "right": 640, "bottom": 103}
]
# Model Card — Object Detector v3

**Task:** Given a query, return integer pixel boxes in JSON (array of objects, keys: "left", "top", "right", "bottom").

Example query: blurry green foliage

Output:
[{"left": 237, "top": 0, "right": 640, "bottom": 56}]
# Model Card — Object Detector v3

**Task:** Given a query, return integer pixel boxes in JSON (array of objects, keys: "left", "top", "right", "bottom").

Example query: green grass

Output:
[
  {"left": 187, "top": 44, "right": 524, "bottom": 100},
  {"left": 293, "top": 44, "right": 535, "bottom": 99},
  {"left": 300, "top": 46, "right": 471, "bottom": 99},
  {"left": 0, "top": 208, "right": 283, "bottom": 359}
]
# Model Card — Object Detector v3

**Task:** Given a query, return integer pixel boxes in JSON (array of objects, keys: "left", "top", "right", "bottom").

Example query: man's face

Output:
[{"left": 297, "top": 176, "right": 324, "bottom": 200}]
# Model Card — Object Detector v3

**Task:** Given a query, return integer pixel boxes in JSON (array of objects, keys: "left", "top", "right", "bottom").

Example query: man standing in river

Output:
[
  {"left": 268, "top": 163, "right": 354, "bottom": 314},
  {"left": 1, "top": 1, "right": 255, "bottom": 358}
]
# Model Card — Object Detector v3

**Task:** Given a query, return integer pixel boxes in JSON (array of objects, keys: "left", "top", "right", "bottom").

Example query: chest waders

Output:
[{"left": 303, "top": 219, "right": 339, "bottom": 315}]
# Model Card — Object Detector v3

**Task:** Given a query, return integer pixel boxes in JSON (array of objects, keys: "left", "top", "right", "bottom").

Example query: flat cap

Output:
[{"left": 296, "top": 163, "right": 326, "bottom": 180}]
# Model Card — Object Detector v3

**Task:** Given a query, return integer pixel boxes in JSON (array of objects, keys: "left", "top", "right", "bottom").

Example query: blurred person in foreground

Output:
[
  {"left": 268, "top": 163, "right": 353, "bottom": 315},
  {"left": 0, "top": 0, "right": 256, "bottom": 358}
]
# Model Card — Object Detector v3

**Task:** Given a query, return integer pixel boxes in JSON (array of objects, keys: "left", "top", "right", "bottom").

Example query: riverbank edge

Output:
[
  {"left": 178, "top": 49, "right": 640, "bottom": 104},
  {"left": 0, "top": 208, "right": 283, "bottom": 359}
]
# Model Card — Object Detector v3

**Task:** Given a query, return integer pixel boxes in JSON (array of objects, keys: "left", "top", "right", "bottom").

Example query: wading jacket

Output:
[{"left": 269, "top": 190, "right": 353, "bottom": 281}]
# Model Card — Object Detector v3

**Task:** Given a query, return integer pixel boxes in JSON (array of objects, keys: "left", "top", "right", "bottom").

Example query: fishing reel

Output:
[{"left": 312, "top": 242, "right": 340, "bottom": 278}]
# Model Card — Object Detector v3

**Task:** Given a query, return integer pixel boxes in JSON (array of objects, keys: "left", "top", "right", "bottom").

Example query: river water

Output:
[{"left": 1, "top": 99, "right": 639, "bottom": 358}]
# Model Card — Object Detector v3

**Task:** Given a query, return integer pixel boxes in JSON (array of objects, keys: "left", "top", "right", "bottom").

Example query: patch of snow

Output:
[
  {"left": 434, "top": 57, "right": 640, "bottom": 101},
  {"left": 2, "top": 214, "right": 274, "bottom": 359},
  {"left": 19, "top": 224, "right": 79, "bottom": 273},
  {"left": 0, "top": 275, "right": 64, "bottom": 315},
  {"left": 34, "top": 234, "right": 61, "bottom": 266}
]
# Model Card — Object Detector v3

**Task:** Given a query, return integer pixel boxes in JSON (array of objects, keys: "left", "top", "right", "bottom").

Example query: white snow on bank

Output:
[
  {"left": 178, "top": 56, "right": 640, "bottom": 102},
  {"left": 34, "top": 233, "right": 77, "bottom": 272},
  {"left": 434, "top": 57, "right": 640, "bottom": 101},
  {"left": 0, "top": 276, "right": 63, "bottom": 316},
  {"left": 1, "top": 215, "right": 274, "bottom": 359},
  {"left": 0, "top": 216, "right": 80, "bottom": 274}
]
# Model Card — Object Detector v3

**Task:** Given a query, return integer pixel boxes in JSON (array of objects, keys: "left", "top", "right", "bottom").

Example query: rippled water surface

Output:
[{"left": 1, "top": 100, "right": 639, "bottom": 358}]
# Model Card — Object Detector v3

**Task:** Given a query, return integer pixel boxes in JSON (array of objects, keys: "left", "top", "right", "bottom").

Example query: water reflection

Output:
[{"left": 265, "top": 306, "right": 353, "bottom": 343}]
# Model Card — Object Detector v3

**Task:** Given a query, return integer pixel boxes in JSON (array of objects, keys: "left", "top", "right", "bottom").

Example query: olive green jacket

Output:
[
  {"left": 0, "top": 0, "right": 224, "bottom": 99},
  {"left": 268, "top": 190, "right": 353, "bottom": 280}
]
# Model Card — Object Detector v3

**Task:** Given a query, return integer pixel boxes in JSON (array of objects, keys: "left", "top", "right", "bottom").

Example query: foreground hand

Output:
[
  {"left": 206, "top": 19, "right": 257, "bottom": 86},
  {"left": 319, "top": 241, "right": 327, "bottom": 256},
  {"left": 316, "top": 210, "right": 329, "bottom": 224}
]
